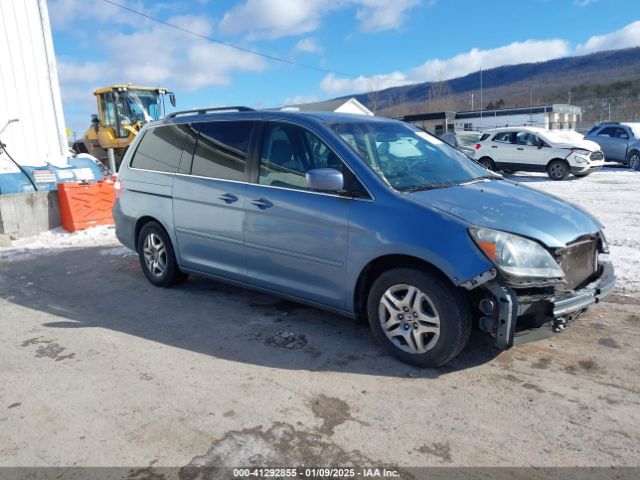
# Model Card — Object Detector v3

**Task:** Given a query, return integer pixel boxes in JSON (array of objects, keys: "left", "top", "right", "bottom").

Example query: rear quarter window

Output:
[{"left": 129, "top": 124, "right": 189, "bottom": 173}]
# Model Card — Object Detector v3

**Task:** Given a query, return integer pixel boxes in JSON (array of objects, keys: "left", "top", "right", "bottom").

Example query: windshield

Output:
[
  {"left": 329, "top": 121, "right": 495, "bottom": 191},
  {"left": 122, "top": 89, "right": 163, "bottom": 123}
]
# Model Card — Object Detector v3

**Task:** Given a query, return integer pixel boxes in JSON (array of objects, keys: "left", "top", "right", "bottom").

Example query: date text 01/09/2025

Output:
[{"left": 232, "top": 467, "right": 401, "bottom": 478}]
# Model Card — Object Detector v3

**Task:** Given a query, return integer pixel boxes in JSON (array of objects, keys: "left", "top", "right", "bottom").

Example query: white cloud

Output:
[
  {"left": 320, "top": 71, "right": 411, "bottom": 95},
  {"left": 319, "top": 20, "right": 640, "bottom": 96},
  {"left": 320, "top": 39, "right": 570, "bottom": 94},
  {"left": 410, "top": 39, "right": 570, "bottom": 82},
  {"left": 54, "top": 12, "right": 265, "bottom": 131},
  {"left": 573, "top": 0, "right": 598, "bottom": 6},
  {"left": 354, "top": 0, "right": 421, "bottom": 32},
  {"left": 219, "top": 0, "right": 421, "bottom": 38},
  {"left": 575, "top": 20, "right": 640, "bottom": 54},
  {"left": 293, "top": 37, "right": 323, "bottom": 54},
  {"left": 219, "top": 0, "right": 333, "bottom": 39},
  {"left": 283, "top": 94, "right": 318, "bottom": 105}
]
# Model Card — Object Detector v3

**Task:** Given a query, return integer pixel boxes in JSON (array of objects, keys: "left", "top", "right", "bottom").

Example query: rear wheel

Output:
[
  {"left": 547, "top": 159, "right": 569, "bottom": 180},
  {"left": 628, "top": 150, "right": 640, "bottom": 171},
  {"left": 137, "top": 222, "right": 186, "bottom": 287},
  {"left": 367, "top": 268, "right": 471, "bottom": 367},
  {"left": 478, "top": 157, "right": 495, "bottom": 171}
]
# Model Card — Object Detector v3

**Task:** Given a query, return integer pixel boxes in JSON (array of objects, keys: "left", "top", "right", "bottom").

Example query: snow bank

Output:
[{"left": 0, "top": 225, "right": 120, "bottom": 262}]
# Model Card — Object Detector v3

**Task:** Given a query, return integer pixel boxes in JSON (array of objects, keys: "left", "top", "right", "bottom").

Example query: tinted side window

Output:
[
  {"left": 598, "top": 127, "right": 616, "bottom": 137},
  {"left": 516, "top": 132, "right": 538, "bottom": 146},
  {"left": 493, "top": 132, "right": 513, "bottom": 143},
  {"left": 191, "top": 121, "right": 254, "bottom": 180},
  {"left": 130, "top": 124, "right": 188, "bottom": 173}
]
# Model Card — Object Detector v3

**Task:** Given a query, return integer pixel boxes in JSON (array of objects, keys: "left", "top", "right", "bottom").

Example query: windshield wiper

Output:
[{"left": 402, "top": 183, "right": 452, "bottom": 192}]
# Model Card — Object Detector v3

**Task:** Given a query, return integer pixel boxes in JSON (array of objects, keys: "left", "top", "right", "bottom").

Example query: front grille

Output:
[
  {"left": 590, "top": 151, "right": 604, "bottom": 161},
  {"left": 555, "top": 238, "right": 598, "bottom": 291}
]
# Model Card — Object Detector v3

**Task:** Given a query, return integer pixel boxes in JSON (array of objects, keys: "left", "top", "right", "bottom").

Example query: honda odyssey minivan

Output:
[{"left": 113, "top": 107, "right": 615, "bottom": 367}]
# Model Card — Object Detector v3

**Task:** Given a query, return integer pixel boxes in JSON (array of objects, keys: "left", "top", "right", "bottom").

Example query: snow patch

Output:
[{"left": 0, "top": 225, "right": 119, "bottom": 262}]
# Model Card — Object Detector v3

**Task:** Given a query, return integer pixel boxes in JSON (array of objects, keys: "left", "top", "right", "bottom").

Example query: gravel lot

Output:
[{"left": 0, "top": 166, "right": 639, "bottom": 470}]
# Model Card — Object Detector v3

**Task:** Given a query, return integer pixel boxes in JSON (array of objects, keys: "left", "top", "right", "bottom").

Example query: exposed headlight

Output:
[
  {"left": 572, "top": 149, "right": 591, "bottom": 156},
  {"left": 469, "top": 227, "right": 564, "bottom": 280}
]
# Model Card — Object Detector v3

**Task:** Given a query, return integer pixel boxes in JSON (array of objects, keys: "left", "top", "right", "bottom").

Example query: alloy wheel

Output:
[
  {"left": 378, "top": 284, "right": 440, "bottom": 354},
  {"left": 630, "top": 153, "right": 640, "bottom": 171},
  {"left": 143, "top": 233, "right": 167, "bottom": 277},
  {"left": 549, "top": 162, "right": 567, "bottom": 179}
]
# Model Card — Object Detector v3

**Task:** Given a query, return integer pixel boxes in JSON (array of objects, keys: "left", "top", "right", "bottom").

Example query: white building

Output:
[
  {"left": 404, "top": 104, "right": 583, "bottom": 134},
  {"left": 0, "top": 0, "right": 68, "bottom": 168},
  {"left": 285, "top": 97, "right": 374, "bottom": 116},
  {"left": 453, "top": 104, "right": 582, "bottom": 131}
]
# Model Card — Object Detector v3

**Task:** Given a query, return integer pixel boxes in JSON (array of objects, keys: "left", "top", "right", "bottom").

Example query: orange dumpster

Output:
[{"left": 57, "top": 180, "right": 116, "bottom": 232}]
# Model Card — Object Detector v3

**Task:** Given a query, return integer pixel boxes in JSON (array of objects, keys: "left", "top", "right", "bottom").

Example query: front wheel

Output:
[
  {"left": 547, "top": 160, "right": 569, "bottom": 180},
  {"left": 367, "top": 268, "right": 471, "bottom": 367},
  {"left": 628, "top": 151, "right": 640, "bottom": 171}
]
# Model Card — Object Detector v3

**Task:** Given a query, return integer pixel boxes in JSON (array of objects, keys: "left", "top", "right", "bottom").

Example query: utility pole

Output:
[
  {"left": 480, "top": 68, "right": 483, "bottom": 118},
  {"left": 530, "top": 86, "right": 533, "bottom": 125},
  {"left": 470, "top": 93, "right": 474, "bottom": 111},
  {"left": 608, "top": 102, "right": 611, "bottom": 121},
  {"left": 568, "top": 90, "right": 572, "bottom": 105}
]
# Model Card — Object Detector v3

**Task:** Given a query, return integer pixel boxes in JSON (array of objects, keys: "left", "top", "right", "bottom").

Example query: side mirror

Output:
[
  {"left": 537, "top": 139, "right": 543, "bottom": 149},
  {"left": 306, "top": 168, "right": 343, "bottom": 192},
  {"left": 168, "top": 92, "right": 176, "bottom": 107}
]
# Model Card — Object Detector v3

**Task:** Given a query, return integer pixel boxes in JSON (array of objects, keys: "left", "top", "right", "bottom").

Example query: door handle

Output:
[
  {"left": 491, "top": 146, "right": 498, "bottom": 148},
  {"left": 218, "top": 193, "right": 238, "bottom": 204},
  {"left": 250, "top": 198, "right": 273, "bottom": 210}
]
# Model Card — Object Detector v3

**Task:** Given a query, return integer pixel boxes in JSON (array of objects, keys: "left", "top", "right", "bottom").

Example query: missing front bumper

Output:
[{"left": 486, "top": 261, "right": 615, "bottom": 349}]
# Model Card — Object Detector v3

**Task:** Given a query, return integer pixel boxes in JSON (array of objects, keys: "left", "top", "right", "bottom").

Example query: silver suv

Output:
[{"left": 585, "top": 122, "right": 640, "bottom": 170}]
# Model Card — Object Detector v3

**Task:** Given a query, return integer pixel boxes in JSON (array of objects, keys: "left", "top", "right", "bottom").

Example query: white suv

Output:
[{"left": 474, "top": 127, "right": 605, "bottom": 180}]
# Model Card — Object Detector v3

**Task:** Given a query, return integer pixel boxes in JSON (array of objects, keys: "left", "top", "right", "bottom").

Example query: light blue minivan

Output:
[{"left": 114, "top": 107, "right": 615, "bottom": 366}]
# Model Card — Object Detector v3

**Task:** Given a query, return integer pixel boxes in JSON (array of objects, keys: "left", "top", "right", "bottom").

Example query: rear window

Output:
[
  {"left": 191, "top": 121, "right": 254, "bottom": 181},
  {"left": 130, "top": 124, "right": 189, "bottom": 173}
]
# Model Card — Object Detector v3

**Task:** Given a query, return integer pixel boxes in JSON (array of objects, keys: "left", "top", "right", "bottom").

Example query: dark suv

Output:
[{"left": 585, "top": 122, "right": 640, "bottom": 169}]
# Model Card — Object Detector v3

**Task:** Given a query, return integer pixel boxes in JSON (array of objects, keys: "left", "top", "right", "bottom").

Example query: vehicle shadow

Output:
[{"left": 1, "top": 246, "right": 502, "bottom": 378}]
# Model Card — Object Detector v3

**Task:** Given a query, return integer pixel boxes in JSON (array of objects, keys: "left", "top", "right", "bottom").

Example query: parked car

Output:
[
  {"left": 114, "top": 108, "right": 615, "bottom": 367},
  {"left": 440, "top": 131, "right": 484, "bottom": 158},
  {"left": 584, "top": 122, "right": 640, "bottom": 170},
  {"left": 474, "top": 126, "right": 605, "bottom": 180}
]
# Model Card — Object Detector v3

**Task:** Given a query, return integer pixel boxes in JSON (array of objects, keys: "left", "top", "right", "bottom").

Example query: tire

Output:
[
  {"left": 137, "top": 221, "right": 185, "bottom": 287},
  {"left": 547, "top": 159, "right": 569, "bottom": 181},
  {"left": 627, "top": 150, "right": 640, "bottom": 171},
  {"left": 478, "top": 157, "right": 495, "bottom": 171},
  {"left": 366, "top": 268, "right": 471, "bottom": 367}
]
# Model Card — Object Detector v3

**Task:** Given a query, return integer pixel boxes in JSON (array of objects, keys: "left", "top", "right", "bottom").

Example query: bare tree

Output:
[
  {"left": 427, "top": 73, "right": 454, "bottom": 112},
  {"left": 367, "top": 78, "right": 382, "bottom": 115}
]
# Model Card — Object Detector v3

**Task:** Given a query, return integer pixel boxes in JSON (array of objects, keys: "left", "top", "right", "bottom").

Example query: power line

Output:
[{"left": 100, "top": 0, "right": 359, "bottom": 79}]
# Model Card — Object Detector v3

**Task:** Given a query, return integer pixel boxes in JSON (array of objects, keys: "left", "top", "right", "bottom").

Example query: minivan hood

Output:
[{"left": 408, "top": 180, "right": 602, "bottom": 248}]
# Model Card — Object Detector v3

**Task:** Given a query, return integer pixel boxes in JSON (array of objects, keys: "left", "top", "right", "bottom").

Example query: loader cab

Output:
[
  {"left": 95, "top": 85, "right": 175, "bottom": 142},
  {"left": 76, "top": 85, "right": 176, "bottom": 170}
]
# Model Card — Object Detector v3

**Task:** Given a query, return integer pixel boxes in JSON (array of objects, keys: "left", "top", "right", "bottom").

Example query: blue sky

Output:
[{"left": 49, "top": 0, "right": 640, "bottom": 134}]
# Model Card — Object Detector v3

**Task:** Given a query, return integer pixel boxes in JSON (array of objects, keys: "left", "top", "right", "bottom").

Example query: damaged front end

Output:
[{"left": 464, "top": 229, "right": 616, "bottom": 349}]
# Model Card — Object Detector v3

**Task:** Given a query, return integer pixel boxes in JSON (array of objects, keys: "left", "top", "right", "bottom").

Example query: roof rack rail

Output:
[{"left": 166, "top": 106, "right": 254, "bottom": 118}]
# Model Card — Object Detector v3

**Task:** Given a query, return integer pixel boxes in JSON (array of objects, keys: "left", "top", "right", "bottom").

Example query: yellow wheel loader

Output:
[{"left": 73, "top": 85, "right": 176, "bottom": 172}]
